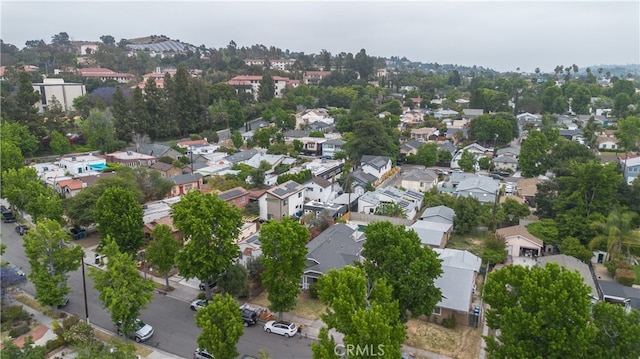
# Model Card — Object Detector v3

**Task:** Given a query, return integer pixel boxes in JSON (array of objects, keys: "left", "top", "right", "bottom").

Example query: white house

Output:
[
  {"left": 401, "top": 169, "right": 438, "bottom": 192},
  {"left": 58, "top": 155, "right": 107, "bottom": 175},
  {"left": 360, "top": 155, "right": 392, "bottom": 180},
  {"left": 493, "top": 155, "right": 518, "bottom": 172},
  {"left": 259, "top": 181, "right": 306, "bottom": 221},
  {"left": 32, "top": 78, "right": 86, "bottom": 113},
  {"left": 304, "top": 177, "right": 336, "bottom": 203},
  {"left": 321, "top": 139, "right": 346, "bottom": 158}
]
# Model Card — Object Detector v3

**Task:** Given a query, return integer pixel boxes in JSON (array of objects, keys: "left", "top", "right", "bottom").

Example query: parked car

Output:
[
  {"left": 3, "top": 215, "right": 17, "bottom": 223},
  {"left": 50, "top": 296, "right": 70, "bottom": 308},
  {"left": 490, "top": 173, "right": 504, "bottom": 180},
  {"left": 193, "top": 348, "right": 214, "bottom": 359},
  {"left": 8, "top": 264, "right": 25, "bottom": 277},
  {"left": 116, "top": 319, "right": 154, "bottom": 342},
  {"left": 263, "top": 320, "right": 298, "bottom": 337},
  {"left": 199, "top": 280, "right": 216, "bottom": 291},
  {"left": 190, "top": 299, "right": 208, "bottom": 311},
  {"left": 15, "top": 224, "right": 29, "bottom": 235},
  {"left": 240, "top": 308, "right": 258, "bottom": 326}
]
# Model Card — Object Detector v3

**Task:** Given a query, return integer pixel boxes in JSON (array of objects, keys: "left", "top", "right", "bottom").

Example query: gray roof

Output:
[
  {"left": 457, "top": 175, "right": 500, "bottom": 193},
  {"left": 268, "top": 181, "right": 304, "bottom": 199},
  {"left": 496, "top": 147, "right": 520, "bottom": 156},
  {"left": 598, "top": 280, "right": 640, "bottom": 311},
  {"left": 494, "top": 155, "right": 518, "bottom": 163},
  {"left": 351, "top": 169, "right": 378, "bottom": 185},
  {"left": 323, "top": 139, "right": 346, "bottom": 146},
  {"left": 420, "top": 205, "right": 455, "bottom": 223},
  {"left": 438, "top": 141, "right": 456, "bottom": 154},
  {"left": 537, "top": 255, "right": 599, "bottom": 300},
  {"left": 217, "top": 187, "right": 248, "bottom": 200},
  {"left": 435, "top": 266, "right": 475, "bottom": 313},
  {"left": 305, "top": 224, "right": 363, "bottom": 275},
  {"left": 283, "top": 130, "right": 310, "bottom": 138},
  {"left": 360, "top": 155, "right": 391, "bottom": 170},
  {"left": 409, "top": 221, "right": 452, "bottom": 247},
  {"left": 403, "top": 169, "right": 437, "bottom": 183},
  {"left": 149, "top": 162, "right": 176, "bottom": 172},
  {"left": 137, "top": 143, "right": 174, "bottom": 157},
  {"left": 446, "top": 127, "right": 468, "bottom": 137},
  {"left": 309, "top": 176, "right": 332, "bottom": 188},
  {"left": 433, "top": 248, "right": 482, "bottom": 272},
  {"left": 559, "top": 129, "right": 584, "bottom": 137},
  {"left": 462, "top": 109, "right": 484, "bottom": 117},
  {"left": 309, "top": 121, "right": 332, "bottom": 130},
  {"left": 126, "top": 40, "right": 196, "bottom": 52},
  {"left": 224, "top": 149, "right": 259, "bottom": 164},
  {"left": 170, "top": 173, "right": 202, "bottom": 185},
  {"left": 404, "top": 139, "right": 424, "bottom": 150}
]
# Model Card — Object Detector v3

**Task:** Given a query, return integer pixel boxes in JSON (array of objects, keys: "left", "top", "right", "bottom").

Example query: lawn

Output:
[
  {"left": 405, "top": 319, "right": 482, "bottom": 359},
  {"left": 633, "top": 265, "right": 640, "bottom": 285},
  {"left": 250, "top": 290, "right": 326, "bottom": 321},
  {"left": 446, "top": 234, "right": 485, "bottom": 257}
]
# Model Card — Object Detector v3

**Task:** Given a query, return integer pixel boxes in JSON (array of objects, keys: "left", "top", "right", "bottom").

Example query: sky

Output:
[{"left": 1, "top": 0, "right": 639, "bottom": 73}]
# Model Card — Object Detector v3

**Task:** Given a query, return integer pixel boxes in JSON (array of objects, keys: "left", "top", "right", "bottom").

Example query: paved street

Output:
[{"left": 1, "top": 220, "right": 315, "bottom": 358}]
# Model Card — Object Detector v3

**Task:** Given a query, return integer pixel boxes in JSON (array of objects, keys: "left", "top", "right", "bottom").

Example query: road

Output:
[{"left": 1, "top": 221, "right": 315, "bottom": 358}]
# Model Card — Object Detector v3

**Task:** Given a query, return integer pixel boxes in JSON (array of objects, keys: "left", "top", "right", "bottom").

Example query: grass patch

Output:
[
  {"left": 250, "top": 290, "right": 326, "bottom": 321},
  {"left": 447, "top": 234, "right": 485, "bottom": 257},
  {"left": 93, "top": 328, "right": 152, "bottom": 357},
  {"left": 14, "top": 293, "right": 47, "bottom": 313},
  {"left": 633, "top": 265, "right": 640, "bottom": 285},
  {"left": 405, "top": 319, "right": 482, "bottom": 359}
]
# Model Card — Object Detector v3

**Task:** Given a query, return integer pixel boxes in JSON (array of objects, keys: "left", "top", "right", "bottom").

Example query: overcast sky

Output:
[{"left": 1, "top": 1, "right": 639, "bottom": 73}]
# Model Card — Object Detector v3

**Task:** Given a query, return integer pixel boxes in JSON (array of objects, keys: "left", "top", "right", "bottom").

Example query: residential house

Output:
[
  {"left": 493, "top": 155, "right": 518, "bottom": 172},
  {"left": 445, "top": 127, "right": 468, "bottom": 143},
  {"left": 295, "top": 108, "right": 334, "bottom": 129},
  {"left": 410, "top": 127, "right": 438, "bottom": 141},
  {"left": 55, "top": 178, "right": 85, "bottom": 198},
  {"left": 360, "top": 155, "right": 393, "bottom": 181},
  {"left": 400, "top": 139, "right": 424, "bottom": 157},
  {"left": 144, "top": 216, "right": 184, "bottom": 243},
  {"left": 227, "top": 75, "right": 296, "bottom": 99},
  {"left": 242, "top": 152, "right": 285, "bottom": 169},
  {"left": 598, "top": 280, "right": 640, "bottom": 312},
  {"left": 357, "top": 191, "right": 380, "bottom": 214},
  {"left": 321, "top": 139, "right": 346, "bottom": 158},
  {"left": 401, "top": 169, "right": 438, "bottom": 192},
  {"left": 296, "top": 137, "right": 327, "bottom": 156},
  {"left": 76, "top": 67, "right": 135, "bottom": 83},
  {"left": 496, "top": 225, "right": 544, "bottom": 259},
  {"left": 238, "top": 233, "right": 263, "bottom": 267},
  {"left": 537, "top": 255, "right": 600, "bottom": 301},
  {"left": 401, "top": 110, "right": 424, "bottom": 125},
  {"left": 496, "top": 147, "right": 520, "bottom": 158},
  {"left": 301, "top": 224, "right": 364, "bottom": 289},
  {"left": 217, "top": 186, "right": 250, "bottom": 208},
  {"left": 517, "top": 177, "right": 543, "bottom": 207},
  {"left": 224, "top": 149, "right": 259, "bottom": 164},
  {"left": 619, "top": 154, "right": 640, "bottom": 185},
  {"left": 32, "top": 78, "right": 86, "bottom": 113},
  {"left": 58, "top": 155, "right": 107, "bottom": 175},
  {"left": 419, "top": 205, "right": 455, "bottom": 224},
  {"left": 434, "top": 109, "right": 459, "bottom": 119},
  {"left": 303, "top": 71, "right": 331, "bottom": 86},
  {"left": 136, "top": 143, "right": 183, "bottom": 161},
  {"left": 106, "top": 151, "right": 156, "bottom": 167},
  {"left": 559, "top": 129, "right": 584, "bottom": 143},
  {"left": 461, "top": 109, "right": 484, "bottom": 120},
  {"left": 259, "top": 181, "right": 305, "bottom": 221},
  {"left": 168, "top": 173, "right": 203, "bottom": 197},
  {"left": 429, "top": 249, "right": 482, "bottom": 325},
  {"left": 308, "top": 121, "right": 333, "bottom": 132},
  {"left": 359, "top": 187, "right": 423, "bottom": 219},
  {"left": 149, "top": 162, "right": 182, "bottom": 178},
  {"left": 597, "top": 136, "right": 619, "bottom": 150},
  {"left": 303, "top": 201, "right": 347, "bottom": 220},
  {"left": 456, "top": 175, "right": 501, "bottom": 203},
  {"left": 304, "top": 177, "right": 336, "bottom": 203},
  {"left": 409, "top": 220, "right": 453, "bottom": 248},
  {"left": 451, "top": 143, "right": 492, "bottom": 169}
]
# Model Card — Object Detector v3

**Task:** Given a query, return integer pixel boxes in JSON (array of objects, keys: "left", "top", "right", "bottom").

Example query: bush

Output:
[
  {"left": 442, "top": 316, "right": 457, "bottom": 329},
  {"left": 197, "top": 292, "right": 207, "bottom": 300},
  {"left": 9, "top": 323, "right": 30, "bottom": 338},
  {"left": 45, "top": 337, "right": 65, "bottom": 353},
  {"left": 308, "top": 283, "right": 319, "bottom": 299},
  {"left": 615, "top": 268, "right": 636, "bottom": 287},
  {"left": 1, "top": 305, "right": 24, "bottom": 323},
  {"left": 604, "top": 260, "right": 617, "bottom": 275}
]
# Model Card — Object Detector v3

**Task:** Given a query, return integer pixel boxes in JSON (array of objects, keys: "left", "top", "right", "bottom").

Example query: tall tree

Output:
[
  {"left": 146, "top": 224, "right": 180, "bottom": 288},
  {"left": 0, "top": 120, "right": 39, "bottom": 158},
  {"left": 518, "top": 130, "right": 551, "bottom": 177},
  {"left": 1, "top": 141, "right": 24, "bottom": 171},
  {"left": 195, "top": 293, "right": 244, "bottom": 359},
  {"left": 81, "top": 109, "right": 123, "bottom": 153},
  {"left": 259, "top": 217, "right": 309, "bottom": 320},
  {"left": 483, "top": 263, "right": 595, "bottom": 358},
  {"left": 216, "top": 263, "right": 249, "bottom": 298},
  {"left": 346, "top": 119, "right": 398, "bottom": 162},
  {"left": 172, "top": 191, "right": 242, "bottom": 300},
  {"left": 12, "top": 71, "right": 42, "bottom": 134},
  {"left": 415, "top": 142, "right": 439, "bottom": 167},
  {"left": 94, "top": 187, "right": 145, "bottom": 254},
  {"left": 457, "top": 149, "right": 476, "bottom": 172},
  {"left": 591, "top": 301, "right": 640, "bottom": 358},
  {"left": 49, "top": 129, "right": 72, "bottom": 155},
  {"left": 89, "top": 236, "right": 155, "bottom": 340},
  {"left": 258, "top": 74, "right": 275, "bottom": 103},
  {"left": 1, "top": 166, "right": 64, "bottom": 224},
  {"left": 362, "top": 221, "right": 442, "bottom": 321},
  {"left": 615, "top": 116, "right": 640, "bottom": 173},
  {"left": 313, "top": 266, "right": 406, "bottom": 359},
  {"left": 167, "top": 64, "right": 201, "bottom": 136},
  {"left": 23, "top": 219, "right": 82, "bottom": 316}
]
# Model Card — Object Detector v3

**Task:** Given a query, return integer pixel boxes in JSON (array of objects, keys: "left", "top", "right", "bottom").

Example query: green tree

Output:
[
  {"left": 1, "top": 167, "right": 64, "bottom": 224},
  {"left": 374, "top": 202, "right": 406, "bottom": 218},
  {"left": 0, "top": 336, "right": 46, "bottom": 359},
  {"left": 1, "top": 141, "right": 24, "bottom": 171},
  {"left": 311, "top": 327, "right": 341, "bottom": 359},
  {"left": 362, "top": 221, "right": 442, "bottom": 321},
  {"left": 558, "top": 237, "right": 593, "bottom": 263},
  {"left": 172, "top": 191, "right": 242, "bottom": 300},
  {"left": 259, "top": 217, "right": 309, "bottom": 320},
  {"left": 457, "top": 149, "right": 476, "bottom": 172},
  {"left": 588, "top": 209, "right": 640, "bottom": 260},
  {"left": 415, "top": 142, "right": 439, "bottom": 167},
  {"left": 500, "top": 198, "right": 530, "bottom": 226},
  {"left": 1, "top": 120, "right": 39, "bottom": 158},
  {"left": 49, "top": 130, "right": 72, "bottom": 155},
  {"left": 616, "top": 116, "right": 640, "bottom": 172},
  {"left": 146, "top": 224, "right": 180, "bottom": 288},
  {"left": 346, "top": 119, "right": 398, "bottom": 162},
  {"left": 519, "top": 130, "right": 551, "bottom": 177},
  {"left": 132, "top": 167, "right": 173, "bottom": 202},
  {"left": 94, "top": 187, "right": 144, "bottom": 254},
  {"left": 81, "top": 109, "right": 123, "bottom": 153},
  {"left": 195, "top": 293, "right": 244, "bottom": 359},
  {"left": 258, "top": 74, "right": 275, "bottom": 103},
  {"left": 89, "top": 236, "right": 155, "bottom": 341},
  {"left": 591, "top": 301, "right": 640, "bottom": 358},
  {"left": 453, "top": 196, "right": 482, "bottom": 235},
  {"left": 226, "top": 100, "right": 245, "bottom": 130},
  {"left": 483, "top": 263, "right": 595, "bottom": 359},
  {"left": 482, "top": 234, "right": 507, "bottom": 265},
  {"left": 216, "top": 263, "right": 248, "bottom": 298},
  {"left": 230, "top": 130, "right": 243, "bottom": 148},
  {"left": 314, "top": 266, "right": 406, "bottom": 359},
  {"left": 12, "top": 71, "right": 42, "bottom": 134},
  {"left": 24, "top": 219, "right": 82, "bottom": 316}
]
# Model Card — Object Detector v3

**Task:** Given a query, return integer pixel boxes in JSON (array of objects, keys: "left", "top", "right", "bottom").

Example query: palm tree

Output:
[{"left": 589, "top": 208, "right": 640, "bottom": 260}]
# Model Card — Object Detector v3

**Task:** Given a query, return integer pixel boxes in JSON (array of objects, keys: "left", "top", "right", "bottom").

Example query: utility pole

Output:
[
  {"left": 81, "top": 252, "right": 89, "bottom": 324},
  {"left": 491, "top": 189, "right": 499, "bottom": 232}
]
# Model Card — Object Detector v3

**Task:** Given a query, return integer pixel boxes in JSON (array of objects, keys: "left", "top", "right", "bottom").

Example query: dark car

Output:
[
  {"left": 15, "top": 225, "right": 29, "bottom": 235},
  {"left": 490, "top": 173, "right": 504, "bottom": 180},
  {"left": 199, "top": 280, "right": 216, "bottom": 291},
  {"left": 240, "top": 308, "right": 259, "bottom": 326},
  {"left": 3, "top": 215, "right": 17, "bottom": 223}
]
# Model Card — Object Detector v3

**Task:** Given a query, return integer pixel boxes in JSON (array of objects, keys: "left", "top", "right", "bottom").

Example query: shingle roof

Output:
[
  {"left": 224, "top": 149, "right": 259, "bottom": 164},
  {"left": 305, "top": 224, "right": 362, "bottom": 275},
  {"left": 457, "top": 176, "right": 500, "bottom": 193},
  {"left": 150, "top": 162, "right": 176, "bottom": 172},
  {"left": 360, "top": 155, "right": 391, "bottom": 170},
  {"left": 537, "top": 255, "right": 599, "bottom": 299},
  {"left": 420, "top": 205, "right": 455, "bottom": 222},
  {"left": 267, "top": 181, "right": 304, "bottom": 199},
  {"left": 433, "top": 248, "right": 482, "bottom": 271},
  {"left": 170, "top": 173, "right": 202, "bottom": 185},
  {"left": 309, "top": 176, "right": 332, "bottom": 188},
  {"left": 496, "top": 225, "right": 543, "bottom": 246},
  {"left": 403, "top": 169, "right": 437, "bottom": 182}
]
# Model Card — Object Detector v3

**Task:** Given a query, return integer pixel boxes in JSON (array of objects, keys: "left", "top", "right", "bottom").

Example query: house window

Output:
[
  {"left": 241, "top": 196, "right": 245, "bottom": 203},
  {"left": 298, "top": 192, "right": 302, "bottom": 198},
  {"left": 433, "top": 307, "right": 441, "bottom": 315},
  {"left": 283, "top": 199, "right": 288, "bottom": 205},
  {"left": 268, "top": 214, "right": 274, "bottom": 219},
  {"left": 319, "top": 188, "right": 323, "bottom": 192}
]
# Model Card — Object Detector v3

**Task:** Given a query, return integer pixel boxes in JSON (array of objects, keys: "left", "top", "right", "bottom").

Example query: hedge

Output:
[{"left": 615, "top": 268, "right": 636, "bottom": 287}]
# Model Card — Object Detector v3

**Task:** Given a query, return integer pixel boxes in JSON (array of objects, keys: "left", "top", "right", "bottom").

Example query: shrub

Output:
[
  {"left": 45, "top": 337, "right": 65, "bottom": 353},
  {"left": 604, "top": 260, "right": 617, "bottom": 275},
  {"left": 9, "top": 323, "right": 30, "bottom": 338},
  {"left": 308, "top": 283, "right": 319, "bottom": 299},
  {"left": 197, "top": 292, "right": 207, "bottom": 300},
  {"left": 442, "top": 316, "right": 457, "bottom": 329},
  {"left": 615, "top": 268, "right": 636, "bottom": 287}
]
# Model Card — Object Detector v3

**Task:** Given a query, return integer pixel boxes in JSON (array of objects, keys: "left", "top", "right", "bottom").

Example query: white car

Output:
[
  {"left": 117, "top": 319, "right": 154, "bottom": 342},
  {"left": 263, "top": 320, "right": 298, "bottom": 338},
  {"left": 190, "top": 299, "right": 208, "bottom": 311}
]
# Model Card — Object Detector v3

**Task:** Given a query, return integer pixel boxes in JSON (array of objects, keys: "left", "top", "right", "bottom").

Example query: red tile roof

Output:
[{"left": 57, "top": 178, "right": 84, "bottom": 190}]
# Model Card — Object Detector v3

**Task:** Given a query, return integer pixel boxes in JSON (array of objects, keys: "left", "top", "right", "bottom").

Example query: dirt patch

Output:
[
  {"left": 405, "top": 319, "right": 482, "bottom": 359},
  {"left": 74, "top": 233, "right": 101, "bottom": 248},
  {"left": 249, "top": 290, "right": 326, "bottom": 321}
]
